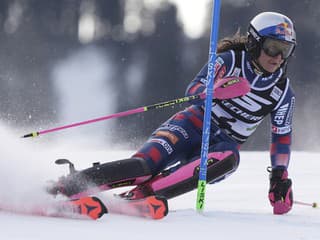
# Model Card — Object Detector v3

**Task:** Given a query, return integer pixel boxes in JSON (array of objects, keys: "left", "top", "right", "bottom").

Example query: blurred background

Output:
[{"left": 0, "top": 0, "right": 318, "bottom": 151}]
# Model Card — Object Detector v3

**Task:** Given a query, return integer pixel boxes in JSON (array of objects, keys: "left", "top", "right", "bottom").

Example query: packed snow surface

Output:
[{"left": 0, "top": 125, "right": 319, "bottom": 240}]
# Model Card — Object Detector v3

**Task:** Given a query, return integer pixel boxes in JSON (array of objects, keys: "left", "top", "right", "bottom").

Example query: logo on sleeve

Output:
[
  {"left": 214, "top": 57, "right": 225, "bottom": 77},
  {"left": 270, "top": 86, "right": 283, "bottom": 101},
  {"left": 272, "top": 125, "right": 291, "bottom": 134}
]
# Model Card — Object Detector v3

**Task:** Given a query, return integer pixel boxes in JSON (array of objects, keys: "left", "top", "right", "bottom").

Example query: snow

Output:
[{"left": 0, "top": 125, "right": 319, "bottom": 240}]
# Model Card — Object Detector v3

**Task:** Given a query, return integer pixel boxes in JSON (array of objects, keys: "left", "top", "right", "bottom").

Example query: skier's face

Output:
[{"left": 257, "top": 50, "right": 284, "bottom": 73}]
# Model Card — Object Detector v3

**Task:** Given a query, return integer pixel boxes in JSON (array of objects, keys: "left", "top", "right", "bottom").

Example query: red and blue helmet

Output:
[{"left": 246, "top": 12, "right": 297, "bottom": 62}]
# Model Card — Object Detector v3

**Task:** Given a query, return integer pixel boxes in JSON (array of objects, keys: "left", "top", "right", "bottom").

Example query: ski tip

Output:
[
  {"left": 71, "top": 196, "right": 108, "bottom": 220},
  {"left": 147, "top": 195, "right": 169, "bottom": 220},
  {"left": 92, "top": 196, "right": 108, "bottom": 219}
]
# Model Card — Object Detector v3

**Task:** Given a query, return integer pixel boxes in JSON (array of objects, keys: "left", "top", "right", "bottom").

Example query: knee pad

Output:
[{"left": 207, "top": 151, "right": 239, "bottom": 184}]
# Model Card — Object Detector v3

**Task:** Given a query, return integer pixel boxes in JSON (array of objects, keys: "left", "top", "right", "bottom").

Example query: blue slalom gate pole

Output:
[{"left": 196, "top": 0, "right": 221, "bottom": 212}]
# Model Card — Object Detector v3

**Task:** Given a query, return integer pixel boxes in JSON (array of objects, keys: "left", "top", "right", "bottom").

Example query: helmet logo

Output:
[{"left": 275, "top": 20, "right": 293, "bottom": 39}]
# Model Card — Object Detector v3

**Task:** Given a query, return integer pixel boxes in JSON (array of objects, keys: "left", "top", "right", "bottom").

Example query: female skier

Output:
[{"left": 48, "top": 12, "right": 297, "bottom": 216}]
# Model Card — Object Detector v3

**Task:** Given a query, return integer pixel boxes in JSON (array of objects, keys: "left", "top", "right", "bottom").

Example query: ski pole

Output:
[
  {"left": 196, "top": 0, "right": 221, "bottom": 212},
  {"left": 21, "top": 93, "right": 205, "bottom": 138},
  {"left": 294, "top": 200, "right": 318, "bottom": 208}
]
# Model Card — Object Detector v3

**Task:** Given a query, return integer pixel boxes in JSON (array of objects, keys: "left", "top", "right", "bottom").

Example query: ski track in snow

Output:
[{"left": 0, "top": 125, "right": 319, "bottom": 240}]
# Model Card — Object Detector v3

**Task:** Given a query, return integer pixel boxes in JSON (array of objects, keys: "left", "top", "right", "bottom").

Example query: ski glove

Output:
[{"left": 268, "top": 167, "right": 293, "bottom": 215}]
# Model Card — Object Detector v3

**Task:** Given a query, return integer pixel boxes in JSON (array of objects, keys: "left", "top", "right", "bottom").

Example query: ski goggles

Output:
[{"left": 262, "top": 38, "right": 295, "bottom": 59}]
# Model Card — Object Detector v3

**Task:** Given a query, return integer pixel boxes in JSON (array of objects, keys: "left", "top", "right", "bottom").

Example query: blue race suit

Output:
[{"left": 132, "top": 49, "right": 295, "bottom": 177}]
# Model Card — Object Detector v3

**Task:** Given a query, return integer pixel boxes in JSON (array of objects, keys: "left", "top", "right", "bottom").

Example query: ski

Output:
[
  {"left": 106, "top": 195, "right": 168, "bottom": 220},
  {"left": 40, "top": 159, "right": 168, "bottom": 220},
  {"left": 0, "top": 196, "right": 107, "bottom": 220},
  {"left": 0, "top": 195, "right": 168, "bottom": 220}
]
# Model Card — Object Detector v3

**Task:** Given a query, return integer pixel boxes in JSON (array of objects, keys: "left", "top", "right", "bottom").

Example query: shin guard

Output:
[
  {"left": 124, "top": 151, "right": 238, "bottom": 200},
  {"left": 49, "top": 158, "right": 152, "bottom": 198}
]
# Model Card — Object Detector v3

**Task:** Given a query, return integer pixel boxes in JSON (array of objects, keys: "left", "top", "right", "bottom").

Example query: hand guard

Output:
[{"left": 268, "top": 167, "right": 293, "bottom": 215}]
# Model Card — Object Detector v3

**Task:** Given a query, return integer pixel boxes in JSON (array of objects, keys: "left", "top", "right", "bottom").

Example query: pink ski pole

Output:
[
  {"left": 21, "top": 76, "right": 250, "bottom": 139},
  {"left": 21, "top": 94, "right": 205, "bottom": 138}
]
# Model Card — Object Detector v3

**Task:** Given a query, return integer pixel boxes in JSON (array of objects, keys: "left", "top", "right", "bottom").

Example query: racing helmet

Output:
[{"left": 246, "top": 12, "right": 297, "bottom": 62}]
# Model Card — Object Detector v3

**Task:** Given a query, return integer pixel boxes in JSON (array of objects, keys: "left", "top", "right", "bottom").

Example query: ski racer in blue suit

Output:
[{"left": 49, "top": 12, "right": 297, "bottom": 215}]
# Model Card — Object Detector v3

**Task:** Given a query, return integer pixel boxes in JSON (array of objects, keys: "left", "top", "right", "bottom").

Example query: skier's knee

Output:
[{"left": 207, "top": 150, "right": 239, "bottom": 184}]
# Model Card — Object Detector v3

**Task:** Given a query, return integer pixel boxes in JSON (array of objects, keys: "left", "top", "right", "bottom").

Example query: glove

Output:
[
  {"left": 268, "top": 167, "right": 293, "bottom": 215},
  {"left": 213, "top": 76, "right": 250, "bottom": 100}
]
